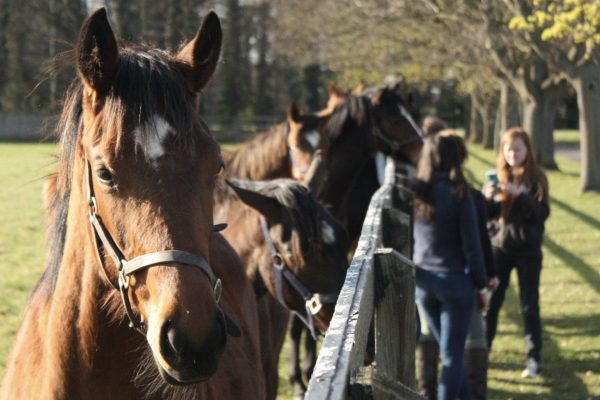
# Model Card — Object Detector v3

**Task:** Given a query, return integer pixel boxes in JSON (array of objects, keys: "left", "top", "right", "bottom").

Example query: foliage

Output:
[{"left": 510, "top": 0, "right": 600, "bottom": 58}]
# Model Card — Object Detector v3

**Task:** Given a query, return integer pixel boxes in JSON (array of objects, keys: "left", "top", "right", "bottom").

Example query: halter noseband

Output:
[
  {"left": 85, "top": 159, "right": 222, "bottom": 335},
  {"left": 259, "top": 216, "right": 338, "bottom": 340},
  {"left": 370, "top": 102, "right": 424, "bottom": 153}
]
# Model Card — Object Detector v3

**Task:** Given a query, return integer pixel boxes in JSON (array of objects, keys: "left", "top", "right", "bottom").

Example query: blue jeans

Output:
[{"left": 416, "top": 268, "right": 475, "bottom": 400}]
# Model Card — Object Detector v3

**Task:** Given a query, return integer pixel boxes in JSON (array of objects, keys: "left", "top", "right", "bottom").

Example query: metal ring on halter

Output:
[
  {"left": 306, "top": 294, "right": 323, "bottom": 315},
  {"left": 214, "top": 278, "right": 223, "bottom": 303}
]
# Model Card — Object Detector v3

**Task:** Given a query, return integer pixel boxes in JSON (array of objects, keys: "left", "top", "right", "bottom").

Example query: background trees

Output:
[{"left": 0, "top": 0, "right": 595, "bottom": 190}]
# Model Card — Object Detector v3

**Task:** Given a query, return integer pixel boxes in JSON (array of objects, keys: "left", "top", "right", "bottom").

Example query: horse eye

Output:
[{"left": 96, "top": 168, "right": 115, "bottom": 186}]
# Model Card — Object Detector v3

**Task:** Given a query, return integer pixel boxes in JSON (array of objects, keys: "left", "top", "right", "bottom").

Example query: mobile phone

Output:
[{"left": 485, "top": 170, "right": 499, "bottom": 185}]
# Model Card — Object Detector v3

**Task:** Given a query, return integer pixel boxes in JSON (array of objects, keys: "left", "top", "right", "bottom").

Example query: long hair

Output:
[
  {"left": 415, "top": 132, "right": 469, "bottom": 219},
  {"left": 497, "top": 127, "right": 548, "bottom": 216}
]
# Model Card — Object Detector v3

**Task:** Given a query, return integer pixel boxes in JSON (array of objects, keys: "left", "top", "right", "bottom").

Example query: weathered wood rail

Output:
[{"left": 305, "top": 158, "right": 423, "bottom": 400}]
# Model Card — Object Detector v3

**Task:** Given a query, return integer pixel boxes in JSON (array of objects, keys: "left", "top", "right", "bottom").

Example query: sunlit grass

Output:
[{"left": 1, "top": 136, "right": 598, "bottom": 399}]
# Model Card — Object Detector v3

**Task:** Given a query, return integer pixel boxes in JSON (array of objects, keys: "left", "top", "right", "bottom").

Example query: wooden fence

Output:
[{"left": 305, "top": 158, "right": 423, "bottom": 400}]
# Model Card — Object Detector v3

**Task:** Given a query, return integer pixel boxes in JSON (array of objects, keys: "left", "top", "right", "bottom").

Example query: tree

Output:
[{"left": 509, "top": 0, "right": 600, "bottom": 191}]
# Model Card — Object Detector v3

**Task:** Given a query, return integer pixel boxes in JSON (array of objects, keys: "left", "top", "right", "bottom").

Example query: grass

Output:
[
  {"left": 0, "top": 137, "right": 599, "bottom": 399},
  {"left": 464, "top": 143, "right": 600, "bottom": 400}
]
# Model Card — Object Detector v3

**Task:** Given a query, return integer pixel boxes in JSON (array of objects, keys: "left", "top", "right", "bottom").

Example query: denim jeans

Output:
[{"left": 416, "top": 268, "right": 475, "bottom": 400}]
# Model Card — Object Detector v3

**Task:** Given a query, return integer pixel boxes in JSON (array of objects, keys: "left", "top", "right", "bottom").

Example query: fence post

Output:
[{"left": 374, "top": 248, "right": 416, "bottom": 391}]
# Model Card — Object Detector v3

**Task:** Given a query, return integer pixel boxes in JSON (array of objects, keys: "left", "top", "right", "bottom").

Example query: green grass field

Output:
[{"left": 0, "top": 139, "right": 598, "bottom": 399}]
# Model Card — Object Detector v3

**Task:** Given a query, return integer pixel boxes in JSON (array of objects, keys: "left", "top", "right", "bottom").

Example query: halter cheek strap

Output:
[
  {"left": 85, "top": 159, "right": 222, "bottom": 334},
  {"left": 259, "top": 216, "right": 338, "bottom": 340}
]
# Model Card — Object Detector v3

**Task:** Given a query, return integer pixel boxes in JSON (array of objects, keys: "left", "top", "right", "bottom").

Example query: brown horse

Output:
[
  {"left": 288, "top": 82, "right": 424, "bottom": 397},
  {"left": 223, "top": 103, "right": 332, "bottom": 182},
  {"left": 213, "top": 178, "right": 350, "bottom": 399},
  {"left": 0, "top": 9, "right": 265, "bottom": 400}
]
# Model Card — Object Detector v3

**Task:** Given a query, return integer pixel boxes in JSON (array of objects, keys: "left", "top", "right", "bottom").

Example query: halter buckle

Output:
[
  {"left": 118, "top": 269, "right": 130, "bottom": 290},
  {"left": 306, "top": 294, "right": 323, "bottom": 315},
  {"left": 272, "top": 253, "right": 284, "bottom": 270}
]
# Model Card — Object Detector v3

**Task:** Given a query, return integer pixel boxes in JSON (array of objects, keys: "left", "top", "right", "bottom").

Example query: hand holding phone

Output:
[{"left": 485, "top": 170, "right": 499, "bottom": 185}]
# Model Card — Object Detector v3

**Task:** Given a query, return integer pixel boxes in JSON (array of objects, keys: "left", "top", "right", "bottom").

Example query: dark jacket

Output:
[
  {"left": 486, "top": 179, "right": 550, "bottom": 255},
  {"left": 472, "top": 188, "right": 497, "bottom": 279},
  {"left": 412, "top": 173, "right": 488, "bottom": 290}
]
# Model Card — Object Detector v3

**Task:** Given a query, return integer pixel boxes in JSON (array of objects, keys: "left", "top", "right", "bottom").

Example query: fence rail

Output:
[{"left": 305, "top": 158, "right": 422, "bottom": 400}]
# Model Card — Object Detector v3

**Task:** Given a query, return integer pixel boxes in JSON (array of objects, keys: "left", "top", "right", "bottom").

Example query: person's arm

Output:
[{"left": 459, "top": 193, "right": 487, "bottom": 290}]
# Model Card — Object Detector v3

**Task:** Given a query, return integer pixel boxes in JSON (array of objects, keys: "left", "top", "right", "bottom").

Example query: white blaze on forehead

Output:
[
  {"left": 134, "top": 114, "right": 174, "bottom": 161},
  {"left": 304, "top": 130, "right": 321, "bottom": 150},
  {"left": 322, "top": 220, "right": 336, "bottom": 244},
  {"left": 398, "top": 104, "right": 424, "bottom": 138}
]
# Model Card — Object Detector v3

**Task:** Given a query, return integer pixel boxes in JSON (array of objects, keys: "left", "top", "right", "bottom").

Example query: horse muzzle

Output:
[{"left": 150, "top": 312, "right": 228, "bottom": 385}]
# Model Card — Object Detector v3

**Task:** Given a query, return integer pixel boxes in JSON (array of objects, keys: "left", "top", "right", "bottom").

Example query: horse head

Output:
[
  {"left": 227, "top": 179, "right": 349, "bottom": 333},
  {"left": 75, "top": 8, "right": 235, "bottom": 385},
  {"left": 367, "top": 84, "right": 423, "bottom": 165},
  {"left": 286, "top": 103, "right": 330, "bottom": 181}
]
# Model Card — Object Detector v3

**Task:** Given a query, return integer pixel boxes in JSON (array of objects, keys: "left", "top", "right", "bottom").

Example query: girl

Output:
[
  {"left": 413, "top": 134, "right": 489, "bottom": 400},
  {"left": 483, "top": 127, "right": 550, "bottom": 378}
]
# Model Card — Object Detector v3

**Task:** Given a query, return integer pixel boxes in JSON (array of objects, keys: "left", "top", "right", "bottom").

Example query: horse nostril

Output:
[{"left": 160, "top": 320, "right": 184, "bottom": 366}]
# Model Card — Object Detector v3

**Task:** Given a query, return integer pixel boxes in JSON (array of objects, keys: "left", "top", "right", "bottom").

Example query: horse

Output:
[
  {"left": 0, "top": 9, "right": 265, "bottom": 400},
  {"left": 288, "top": 82, "right": 424, "bottom": 397},
  {"left": 212, "top": 177, "right": 350, "bottom": 399},
  {"left": 223, "top": 103, "right": 332, "bottom": 182}
]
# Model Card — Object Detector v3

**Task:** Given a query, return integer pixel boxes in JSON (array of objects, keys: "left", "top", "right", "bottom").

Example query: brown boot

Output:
[
  {"left": 416, "top": 340, "right": 439, "bottom": 400},
  {"left": 464, "top": 348, "right": 488, "bottom": 400}
]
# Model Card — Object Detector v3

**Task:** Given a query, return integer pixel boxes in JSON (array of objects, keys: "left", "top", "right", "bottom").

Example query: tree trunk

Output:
[
  {"left": 494, "top": 80, "right": 520, "bottom": 150},
  {"left": 481, "top": 92, "right": 498, "bottom": 149},
  {"left": 570, "top": 62, "right": 600, "bottom": 192},
  {"left": 468, "top": 92, "right": 482, "bottom": 143},
  {"left": 520, "top": 86, "right": 559, "bottom": 170}
]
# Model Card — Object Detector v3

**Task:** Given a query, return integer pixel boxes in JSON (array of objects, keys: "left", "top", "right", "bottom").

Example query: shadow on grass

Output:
[
  {"left": 550, "top": 196, "right": 600, "bottom": 231},
  {"left": 543, "top": 235, "right": 600, "bottom": 296},
  {"left": 464, "top": 168, "right": 483, "bottom": 189},
  {"left": 468, "top": 151, "right": 495, "bottom": 169},
  {"left": 489, "top": 284, "right": 592, "bottom": 399}
]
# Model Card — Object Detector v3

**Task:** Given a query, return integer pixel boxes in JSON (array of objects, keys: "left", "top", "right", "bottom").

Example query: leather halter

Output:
[
  {"left": 85, "top": 159, "right": 222, "bottom": 335},
  {"left": 259, "top": 216, "right": 338, "bottom": 340},
  {"left": 370, "top": 102, "right": 423, "bottom": 153}
]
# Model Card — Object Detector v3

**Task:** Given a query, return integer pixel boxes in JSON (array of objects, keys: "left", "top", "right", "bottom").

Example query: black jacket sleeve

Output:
[
  {"left": 513, "top": 184, "right": 550, "bottom": 225},
  {"left": 472, "top": 190, "right": 497, "bottom": 278},
  {"left": 459, "top": 193, "right": 488, "bottom": 289}
]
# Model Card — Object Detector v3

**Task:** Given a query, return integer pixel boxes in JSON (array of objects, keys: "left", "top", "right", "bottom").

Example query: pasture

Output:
[{"left": 0, "top": 139, "right": 599, "bottom": 399}]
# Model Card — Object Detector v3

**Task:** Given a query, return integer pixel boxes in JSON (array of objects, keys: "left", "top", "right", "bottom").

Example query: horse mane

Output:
[
  {"left": 32, "top": 81, "right": 82, "bottom": 301},
  {"left": 324, "top": 95, "right": 372, "bottom": 142},
  {"left": 224, "top": 123, "right": 289, "bottom": 180},
  {"left": 33, "top": 47, "right": 208, "bottom": 301},
  {"left": 263, "top": 180, "right": 322, "bottom": 245}
]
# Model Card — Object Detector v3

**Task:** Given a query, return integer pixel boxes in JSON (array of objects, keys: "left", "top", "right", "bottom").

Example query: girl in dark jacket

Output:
[
  {"left": 414, "top": 134, "right": 489, "bottom": 400},
  {"left": 483, "top": 127, "right": 550, "bottom": 378}
]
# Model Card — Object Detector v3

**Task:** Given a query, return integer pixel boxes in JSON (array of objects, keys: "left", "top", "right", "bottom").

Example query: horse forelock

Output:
[
  {"left": 325, "top": 95, "right": 372, "bottom": 142},
  {"left": 94, "top": 48, "right": 202, "bottom": 159}
]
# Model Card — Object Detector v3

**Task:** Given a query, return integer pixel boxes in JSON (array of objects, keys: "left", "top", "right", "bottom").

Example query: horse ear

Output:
[
  {"left": 227, "top": 180, "right": 284, "bottom": 224},
  {"left": 352, "top": 84, "right": 364, "bottom": 95},
  {"left": 288, "top": 103, "right": 301, "bottom": 124},
  {"left": 177, "top": 11, "right": 222, "bottom": 92},
  {"left": 77, "top": 8, "right": 118, "bottom": 95}
]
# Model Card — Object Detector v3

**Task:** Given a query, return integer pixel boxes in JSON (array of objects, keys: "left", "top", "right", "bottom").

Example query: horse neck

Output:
[
  {"left": 215, "top": 196, "right": 272, "bottom": 291},
  {"left": 224, "top": 123, "right": 291, "bottom": 180}
]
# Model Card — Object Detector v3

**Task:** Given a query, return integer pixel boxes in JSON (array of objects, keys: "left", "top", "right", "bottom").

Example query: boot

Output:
[
  {"left": 464, "top": 348, "right": 488, "bottom": 400},
  {"left": 416, "top": 340, "right": 439, "bottom": 400}
]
